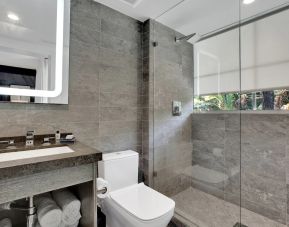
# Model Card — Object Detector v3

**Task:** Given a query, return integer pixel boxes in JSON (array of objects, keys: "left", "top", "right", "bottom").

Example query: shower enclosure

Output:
[{"left": 143, "top": 0, "right": 289, "bottom": 226}]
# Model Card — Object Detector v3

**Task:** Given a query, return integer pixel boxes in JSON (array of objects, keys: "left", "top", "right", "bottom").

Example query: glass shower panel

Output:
[
  {"left": 150, "top": 0, "right": 241, "bottom": 226},
  {"left": 240, "top": 1, "right": 289, "bottom": 226}
]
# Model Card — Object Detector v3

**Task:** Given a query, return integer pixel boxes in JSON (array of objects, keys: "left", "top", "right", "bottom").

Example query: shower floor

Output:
[{"left": 171, "top": 187, "right": 286, "bottom": 227}]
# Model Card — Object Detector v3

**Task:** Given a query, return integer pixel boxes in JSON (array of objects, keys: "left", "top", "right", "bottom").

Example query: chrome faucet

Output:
[
  {"left": 0, "top": 139, "right": 15, "bottom": 149},
  {"left": 0, "top": 140, "right": 15, "bottom": 145},
  {"left": 42, "top": 136, "right": 55, "bottom": 145},
  {"left": 26, "top": 130, "right": 35, "bottom": 146},
  {"left": 6, "top": 197, "right": 36, "bottom": 227},
  {"left": 26, "top": 196, "right": 36, "bottom": 227}
]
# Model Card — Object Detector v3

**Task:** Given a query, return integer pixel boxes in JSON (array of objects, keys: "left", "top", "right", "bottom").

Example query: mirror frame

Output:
[{"left": 0, "top": 0, "right": 66, "bottom": 98}]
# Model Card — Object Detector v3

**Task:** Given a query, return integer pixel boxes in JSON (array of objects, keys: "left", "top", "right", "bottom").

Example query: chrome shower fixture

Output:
[{"left": 175, "top": 33, "right": 196, "bottom": 42}]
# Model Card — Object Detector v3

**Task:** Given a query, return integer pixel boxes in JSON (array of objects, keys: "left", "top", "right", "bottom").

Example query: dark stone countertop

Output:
[{"left": 0, "top": 141, "right": 102, "bottom": 181}]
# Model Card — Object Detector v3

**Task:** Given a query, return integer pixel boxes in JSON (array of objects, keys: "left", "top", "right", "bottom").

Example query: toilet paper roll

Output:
[{"left": 96, "top": 178, "right": 108, "bottom": 199}]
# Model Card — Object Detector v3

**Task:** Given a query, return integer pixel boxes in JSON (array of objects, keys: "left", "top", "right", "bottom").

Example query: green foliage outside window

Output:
[{"left": 194, "top": 89, "right": 289, "bottom": 111}]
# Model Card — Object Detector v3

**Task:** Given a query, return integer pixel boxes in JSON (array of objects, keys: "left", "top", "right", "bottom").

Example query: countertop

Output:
[{"left": 0, "top": 141, "right": 102, "bottom": 180}]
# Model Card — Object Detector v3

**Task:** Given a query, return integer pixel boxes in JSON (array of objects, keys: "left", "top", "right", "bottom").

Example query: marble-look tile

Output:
[
  {"left": 192, "top": 113, "right": 288, "bottom": 225},
  {"left": 100, "top": 92, "right": 138, "bottom": 108},
  {"left": 99, "top": 4, "right": 141, "bottom": 32},
  {"left": 99, "top": 121, "right": 139, "bottom": 136},
  {"left": 192, "top": 128, "right": 225, "bottom": 143},
  {"left": 71, "top": 0, "right": 101, "bottom": 17},
  {"left": 69, "top": 72, "right": 99, "bottom": 92},
  {"left": 69, "top": 89, "right": 99, "bottom": 107},
  {"left": 172, "top": 187, "right": 286, "bottom": 227},
  {"left": 98, "top": 132, "right": 141, "bottom": 152},
  {"left": 69, "top": 39, "right": 100, "bottom": 61},
  {"left": 70, "top": 23, "right": 101, "bottom": 46},
  {"left": 241, "top": 143, "right": 286, "bottom": 182},
  {"left": 101, "top": 33, "right": 140, "bottom": 57},
  {"left": 70, "top": 10, "right": 101, "bottom": 32},
  {"left": 100, "top": 107, "right": 139, "bottom": 122},
  {"left": 241, "top": 194, "right": 286, "bottom": 225},
  {"left": 101, "top": 19, "right": 141, "bottom": 43},
  {"left": 192, "top": 113, "right": 225, "bottom": 130},
  {"left": 99, "top": 65, "right": 139, "bottom": 94},
  {"left": 192, "top": 140, "right": 225, "bottom": 173}
]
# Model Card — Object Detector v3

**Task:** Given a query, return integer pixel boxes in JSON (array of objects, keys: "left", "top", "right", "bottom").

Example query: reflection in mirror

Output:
[{"left": 0, "top": 0, "right": 70, "bottom": 104}]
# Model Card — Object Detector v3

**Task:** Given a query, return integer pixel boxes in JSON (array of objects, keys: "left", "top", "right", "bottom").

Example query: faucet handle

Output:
[
  {"left": 8, "top": 139, "right": 14, "bottom": 145},
  {"left": 0, "top": 140, "right": 15, "bottom": 145},
  {"left": 26, "top": 130, "right": 35, "bottom": 146}
]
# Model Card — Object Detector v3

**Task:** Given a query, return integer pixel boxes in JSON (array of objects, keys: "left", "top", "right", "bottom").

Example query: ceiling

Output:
[{"left": 95, "top": 0, "right": 289, "bottom": 36}]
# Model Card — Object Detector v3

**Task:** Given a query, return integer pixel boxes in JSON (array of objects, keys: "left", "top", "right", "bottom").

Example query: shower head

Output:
[{"left": 175, "top": 33, "right": 196, "bottom": 42}]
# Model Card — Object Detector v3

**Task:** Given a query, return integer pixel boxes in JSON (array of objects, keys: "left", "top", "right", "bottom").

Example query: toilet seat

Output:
[{"left": 109, "top": 183, "right": 175, "bottom": 222}]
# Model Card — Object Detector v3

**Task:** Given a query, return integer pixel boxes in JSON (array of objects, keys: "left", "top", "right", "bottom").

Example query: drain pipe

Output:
[
  {"left": 5, "top": 196, "right": 37, "bottom": 227},
  {"left": 26, "top": 196, "right": 36, "bottom": 227}
]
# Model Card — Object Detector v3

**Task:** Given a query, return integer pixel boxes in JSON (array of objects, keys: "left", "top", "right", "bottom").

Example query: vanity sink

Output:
[{"left": 0, "top": 146, "right": 75, "bottom": 162}]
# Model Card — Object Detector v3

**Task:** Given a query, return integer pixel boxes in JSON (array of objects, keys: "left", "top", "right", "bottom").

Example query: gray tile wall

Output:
[
  {"left": 0, "top": 2, "right": 143, "bottom": 224},
  {"left": 143, "top": 20, "right": 194, "bottom": 196},
  {"left": 0, "top": 0, "right": 142, "bottom": 156},
  {"left": 192, "top": 113, "right": 289, "bottom": 224}
]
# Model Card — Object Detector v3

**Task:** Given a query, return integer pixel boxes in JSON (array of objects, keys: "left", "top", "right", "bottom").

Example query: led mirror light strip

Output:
[{"left": 0, "top": 0, "right": 64, "bottom": 98}]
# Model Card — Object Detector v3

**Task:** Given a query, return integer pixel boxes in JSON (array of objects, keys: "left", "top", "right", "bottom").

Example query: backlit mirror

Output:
[{"left": 0, "top": 0, "right": 70, "bottom": 104}]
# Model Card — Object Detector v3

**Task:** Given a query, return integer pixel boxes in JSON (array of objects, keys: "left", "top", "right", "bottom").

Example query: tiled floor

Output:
[{"left": 172, "top": 187, "right": 286, "bottom": 227}]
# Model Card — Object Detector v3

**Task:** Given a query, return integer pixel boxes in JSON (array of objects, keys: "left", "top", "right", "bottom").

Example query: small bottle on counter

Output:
[{"left": 55, "top": 130, "right": 61, "bottom": 142}]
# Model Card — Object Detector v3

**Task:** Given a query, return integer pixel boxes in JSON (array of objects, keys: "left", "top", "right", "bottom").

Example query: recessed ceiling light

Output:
[
  {"left": 7, "top": 13, "right": 20, "bottom": 21},
  {"left": 243, "top": 0, "right": 255, "bottom": 5},
  {"left": 120, "top": 0, "right": 143, "bottom": 8}
]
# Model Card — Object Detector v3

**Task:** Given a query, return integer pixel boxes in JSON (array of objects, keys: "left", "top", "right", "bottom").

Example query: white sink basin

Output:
[{"left": 0, "top": 146, "right": 75, "bottom": 162}]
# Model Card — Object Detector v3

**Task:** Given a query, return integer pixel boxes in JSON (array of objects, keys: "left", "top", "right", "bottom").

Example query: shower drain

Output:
[{"left": 233, "top": 223, "right": 248, "bottom": 227}]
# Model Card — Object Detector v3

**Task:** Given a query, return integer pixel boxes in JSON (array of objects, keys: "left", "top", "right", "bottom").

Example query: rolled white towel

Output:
[
  {"left": 52, "top": 189, "right": 81, "bottom": 225},
  {"left": 0, "top": 218, "right": 12, "bottom": 227},
  {"left": 59, "top": 212, "right": 81, "bottom": 227},
  {"left": 59, "top": 219, "right": 79, "bottom": 227},
  {"left": 34, "top": 195, "right": 62, "bottom": 227}
]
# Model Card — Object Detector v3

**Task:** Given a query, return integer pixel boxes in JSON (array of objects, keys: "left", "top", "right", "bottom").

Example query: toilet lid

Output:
[{"left": 110, "top": 183, "right": 175, "bottom": 221}]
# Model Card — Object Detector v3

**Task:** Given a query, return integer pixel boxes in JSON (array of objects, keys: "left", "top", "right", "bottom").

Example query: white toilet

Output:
[{"left": 97, "top": 150, "right": 175, "bottom": 227}]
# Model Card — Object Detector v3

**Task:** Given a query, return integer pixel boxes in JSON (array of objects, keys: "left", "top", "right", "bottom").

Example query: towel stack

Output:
[
  {"left": 0, "top": 218, "right": 12, "bottom": 227},
  {"left": 34, "top": 194, "right": 62, "bottom": 227},
  {"left": 52, "top": 189, "right": 82, "bottom": 227},
  {"left": 0, "top": 189, "right": 81, "bottom": 227}
]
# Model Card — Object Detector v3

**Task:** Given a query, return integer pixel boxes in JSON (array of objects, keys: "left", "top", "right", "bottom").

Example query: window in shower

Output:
[
  {"left": 194, "top": 9, "right": 289, "bottom": 113},
  {"left": 194, "top": 89, "right": 289, "bottom": 111}
]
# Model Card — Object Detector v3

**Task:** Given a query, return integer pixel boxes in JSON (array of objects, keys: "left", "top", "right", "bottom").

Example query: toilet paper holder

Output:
[
  {"left": 96, "top": 178, "right": 108, "bottom": 195},
  {"left": 97, "top": 187, "right": 107, "bottom": 195}
]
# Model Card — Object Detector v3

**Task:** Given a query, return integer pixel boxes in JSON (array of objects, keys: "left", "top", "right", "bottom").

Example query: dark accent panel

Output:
[{"left": 0, "top": 65, "right": 36, "bottom": 77}]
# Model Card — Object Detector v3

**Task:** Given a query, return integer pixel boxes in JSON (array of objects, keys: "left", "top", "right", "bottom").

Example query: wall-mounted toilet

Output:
[{"left": 97, "top": 150, "right": 175, "bottom": 227}]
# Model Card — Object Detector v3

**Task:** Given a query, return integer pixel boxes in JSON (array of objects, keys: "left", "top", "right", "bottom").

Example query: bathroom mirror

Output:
[{"left": 0, "top": 0, "right": 70, "bottom": 104}]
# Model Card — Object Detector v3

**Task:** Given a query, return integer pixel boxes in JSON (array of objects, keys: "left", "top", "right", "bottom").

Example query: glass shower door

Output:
[
  {"left": 148, "top": 1, "right": 289, "bottom": 226},
  {"left": 150, "top": 1, "right": 242, "bottom": 226},
  {"left": 239, "top": 1, "right": 289, "bottom": 226}
]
